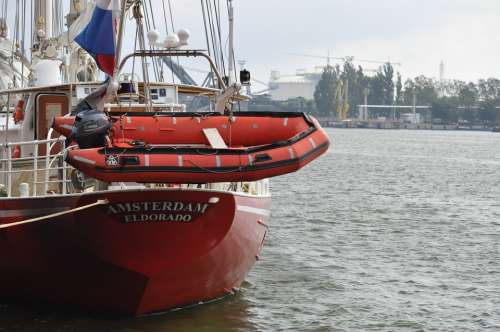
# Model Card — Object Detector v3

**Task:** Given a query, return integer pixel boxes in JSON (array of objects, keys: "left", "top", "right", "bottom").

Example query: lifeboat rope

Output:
[
  {"left": 186, "top": 159, "right": 244, "bottom": 174},
  {"left": 0, "top": 199, "right": 109, "bottom": 230}
]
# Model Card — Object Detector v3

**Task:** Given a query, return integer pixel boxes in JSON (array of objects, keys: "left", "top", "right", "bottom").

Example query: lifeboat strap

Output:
[{"left": 0, "top": 199, "right": 109, "bottom": 230}]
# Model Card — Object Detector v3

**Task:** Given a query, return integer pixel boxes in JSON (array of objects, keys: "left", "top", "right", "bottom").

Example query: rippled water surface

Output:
[{"left": 2, "top": 129, "right": 500, "bottom": 331}]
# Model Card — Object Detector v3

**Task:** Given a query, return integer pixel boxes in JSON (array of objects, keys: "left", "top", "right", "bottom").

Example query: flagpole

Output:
[{"left": 113, "top": 0, "right": 128, "bottom": 80}]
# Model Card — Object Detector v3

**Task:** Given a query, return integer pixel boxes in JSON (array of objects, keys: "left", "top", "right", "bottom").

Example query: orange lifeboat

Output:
[{"left": 59, "top": 112, "right": 330, "bottom": 183}]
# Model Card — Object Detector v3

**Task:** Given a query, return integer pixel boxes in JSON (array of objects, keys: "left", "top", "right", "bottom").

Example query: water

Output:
[{"left": 1, "top": 129, "right": 500, "bottom": 331}]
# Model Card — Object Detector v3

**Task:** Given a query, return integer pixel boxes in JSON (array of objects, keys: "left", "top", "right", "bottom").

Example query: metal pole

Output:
[
  {"left": 45, "top": 0, "right": 53, "bottom": 39},
  {"left": 412, "top": 92, "right": 416, "bottom": 123},
  {"left": 7, "top": 145, "right": 11, "bottom": 197},
  {"left": 227, "top": 0, "right": 234, "bottom": 84},
  {"left": 363, "top": 88, "right": 369, "bottom": 120},
  {"left": 119, "top": 50, "right": 227, "bottom": 89},
  {"left": 113, "top": 0, "right": 128, "bottom": 79}
]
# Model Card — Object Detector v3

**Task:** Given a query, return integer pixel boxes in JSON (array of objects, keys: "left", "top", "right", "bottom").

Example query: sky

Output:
[
  {"left": 7, "top": 0, "right": 500, "bottom": 87},
  {"left": 212, "top": 0, "right": 500, "bottom": 85}
]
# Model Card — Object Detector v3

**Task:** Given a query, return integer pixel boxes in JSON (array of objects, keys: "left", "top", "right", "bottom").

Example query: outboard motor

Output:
[{"left": 71, "top": 109, "right": 112, "bottom": 149}]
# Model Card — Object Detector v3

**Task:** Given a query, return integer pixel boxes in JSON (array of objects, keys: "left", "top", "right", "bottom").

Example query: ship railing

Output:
[
  {"left": 151, "top": 180, "right": 271, "bottom": 196},
  {"left": 0, "top": 137, "right": 71, "bottom": 198}
]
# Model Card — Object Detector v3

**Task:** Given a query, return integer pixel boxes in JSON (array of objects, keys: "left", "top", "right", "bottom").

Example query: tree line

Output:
[{"left": 250, "top": 61, "right": 500, "bottom": 125}]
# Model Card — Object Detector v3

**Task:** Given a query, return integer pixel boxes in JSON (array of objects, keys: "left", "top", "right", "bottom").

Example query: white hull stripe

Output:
[
  {"left": 60, "top": 124, "right": 73, "bottom": 130},
  {"left": 0, "top": 207, "right": 70, "bottom": 218},
  {"left": 288, "top": 148, "right": 295, "bottom": 159},
  {"left": 216, "top": 155, "right": 221, "bottom": 167},
  {"left": 237, "top": 205, "right": 270, "bottom": 217},
  {"left": 144, "top": 154, "right": 150, "bottom": 167},
  {"left": 178, "top": 155, "right": 183, "bottom": 167},
  {"left": 126, "top": 116, "right": 132, "bottom": 124},
  {"left": 283, "top": 117, "right": 288, "bottom": 126},
  {"left": 309, "top": 138, "right": 317, "bottom": 148},
  {"left": 172, "top": 117, "right": 177, "bottom": 125},
  {"left": 248, "top": 155, "right": 254, "bottom": 166},
  {"left": 74, "top": 155, "right": 96, "bottom": 165}
]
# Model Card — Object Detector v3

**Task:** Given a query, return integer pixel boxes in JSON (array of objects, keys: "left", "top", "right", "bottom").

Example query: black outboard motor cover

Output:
[{"left": 71, "top": 109, "right": 112, "bottom": 149}]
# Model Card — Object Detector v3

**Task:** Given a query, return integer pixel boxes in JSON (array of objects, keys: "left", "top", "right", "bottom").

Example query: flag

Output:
[{"left": 73, "top": 0, "right": 121, "bottom": 76}]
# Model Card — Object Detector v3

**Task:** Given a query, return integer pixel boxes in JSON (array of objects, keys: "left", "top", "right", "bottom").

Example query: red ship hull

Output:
[{"left": 0, "top": 189, "right": 270, "bottom": 316}]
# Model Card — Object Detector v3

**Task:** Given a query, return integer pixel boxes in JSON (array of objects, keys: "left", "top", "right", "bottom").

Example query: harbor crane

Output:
[{"left": 287, "top": 52, "right": 402, "bottom": 68}]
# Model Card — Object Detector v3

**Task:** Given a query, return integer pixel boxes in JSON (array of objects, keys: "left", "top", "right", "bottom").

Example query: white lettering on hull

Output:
[{"left": 107, "top": 200, "right": 210, "bottom": 223}]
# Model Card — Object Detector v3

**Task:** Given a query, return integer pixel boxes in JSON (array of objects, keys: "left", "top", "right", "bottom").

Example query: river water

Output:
[{"left": 1, "top": 129, "right": 500, "bottom": 331}]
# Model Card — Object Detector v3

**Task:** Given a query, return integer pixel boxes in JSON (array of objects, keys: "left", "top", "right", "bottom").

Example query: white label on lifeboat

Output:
[
  {"left": 106, "top": 200, "right": 211, "bottom": 224},
  {"left": 309, "top": 138, "right": 317, "bottom": 149},
  {"left": 105, "top": 155, "right": 120, "bottom": 167},
  {"left": 74, "top": 155, "right": 96, "bottom": 165}
]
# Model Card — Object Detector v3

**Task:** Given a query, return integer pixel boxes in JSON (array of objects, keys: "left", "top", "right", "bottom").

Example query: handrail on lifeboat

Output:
[{"left": 118, "top": 50, "right": 227, "bottom": 90}]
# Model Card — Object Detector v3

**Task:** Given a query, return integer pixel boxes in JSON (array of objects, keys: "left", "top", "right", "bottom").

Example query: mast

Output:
[
  {"left": 45, "top": 0, "right": 53, "bottom": 39},
  {"left": 34, "top": 0, "right": 53, "bottom": 39},
  {"left": 227, "top": 0, "right": 234, "bottom": 84}
]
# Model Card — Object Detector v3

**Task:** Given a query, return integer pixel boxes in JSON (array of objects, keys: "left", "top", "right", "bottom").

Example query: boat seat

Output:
[{"left": 203, "top": 128, "right": 228, "bottom": 149}]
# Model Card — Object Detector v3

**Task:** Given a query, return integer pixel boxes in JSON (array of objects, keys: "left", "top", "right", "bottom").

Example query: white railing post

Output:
[
  {"left": 6, "top": 145, "right": 12, "bottom": 197},
  {"left": 62, "top": 141, "right": 67, "bottom": 195},
  {"left": 33, "top": 144, "right": 38, "bottom": 196},
  {"left": 44, "top": 141, "right": 51, "bottom": 194}
]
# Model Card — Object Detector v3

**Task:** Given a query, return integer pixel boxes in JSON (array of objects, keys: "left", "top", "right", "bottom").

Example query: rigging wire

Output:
[
  {"left": 213, "top": 0, "right": 226, "bottom": 78},
  {"left": 227, "top": 0, "right": 237, "bottom": 84},
  {"left": 166, "top": 0, "right": 182, "bottom": 84},
  {"left": 160, "top": 0, "right": 175, "bottom": 84},
  {"left": 141, "top": 0, "right": 160, "bottom": 82},
  {"left": 206, "top": 1, "right": 220, "bottom": 74},
  {"left": 200, "top": 0, "right": 215, "bottom": 87}
]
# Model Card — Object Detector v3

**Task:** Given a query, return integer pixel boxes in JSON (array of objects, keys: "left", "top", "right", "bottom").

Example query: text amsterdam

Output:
[{"left": 107, "top": 201, "right": 210, "bottom": 223}]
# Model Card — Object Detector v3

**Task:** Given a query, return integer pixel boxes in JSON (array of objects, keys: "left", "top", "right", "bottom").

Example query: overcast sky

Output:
[
  {"left": 212, "top": 0, "right": 500, "bottom": 85},
  {"left": 8, "top": 0, "right": 500, "bottom": 86}
]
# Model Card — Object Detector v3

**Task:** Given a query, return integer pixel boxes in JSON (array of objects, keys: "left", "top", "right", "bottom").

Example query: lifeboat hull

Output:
[
  {"left": 64, "top": 115, "right": 330, "bottom": 184},
  {"left": 0, "top": 189, "right": 270, "bottom": 316}
]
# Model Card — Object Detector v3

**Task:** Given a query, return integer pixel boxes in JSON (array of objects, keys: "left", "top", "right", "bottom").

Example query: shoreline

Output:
[{"left": 320, "top": 122, "right": 499, "bottom": 132}]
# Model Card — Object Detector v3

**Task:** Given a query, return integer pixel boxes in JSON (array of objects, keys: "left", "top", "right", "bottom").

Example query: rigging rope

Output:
[
  {"left": 200, "top": 0, "right": 215, "bottom": 87},
  {"left": 0, "top": 200, "right": 110, "bottom": 230}
]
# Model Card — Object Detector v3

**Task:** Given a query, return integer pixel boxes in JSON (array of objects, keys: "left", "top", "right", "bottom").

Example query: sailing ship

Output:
[{"left": 0, "top": 0, "right": 329, "bottom": 316}]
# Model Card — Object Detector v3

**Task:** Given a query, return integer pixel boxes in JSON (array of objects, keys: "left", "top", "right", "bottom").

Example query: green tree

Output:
[
  {"left": 403, "top": 75, "right": 437, "bottom": 105},
  {"left": 477, "top": 78, "right": 500, "bottom": 123},
  {"left": 367, "top": 63, "right": 394, "bottom": 117},
  {"left": 432, "top": 98, "right": 459, "bottom": 124},
  {"left": 314, "top": 65, "right": 338, "bottom": 117}
]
